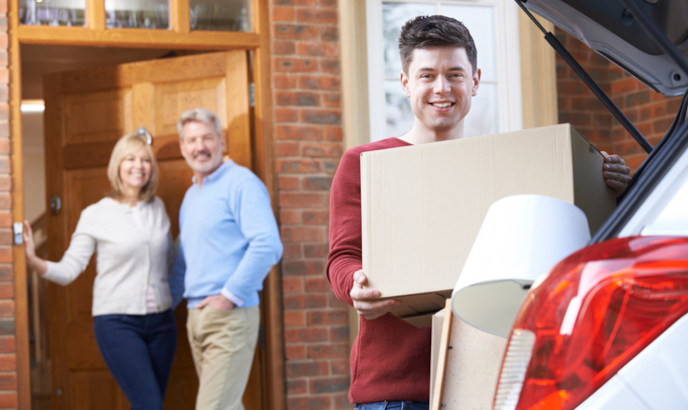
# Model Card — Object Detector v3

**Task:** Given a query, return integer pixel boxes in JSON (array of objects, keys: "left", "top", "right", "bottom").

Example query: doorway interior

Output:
[{"left": 20, "top": 44, "right": 267, "bottom": 410}]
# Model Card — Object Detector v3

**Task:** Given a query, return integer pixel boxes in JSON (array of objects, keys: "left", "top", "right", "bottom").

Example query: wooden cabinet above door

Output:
[{"left": 14, "top": 0, "right": 265, "bottom": 49}]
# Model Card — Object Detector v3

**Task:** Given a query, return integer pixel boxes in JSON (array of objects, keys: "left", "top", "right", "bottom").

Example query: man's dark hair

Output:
[{"left": 399, "top": 15, "right": 478, "bottom": 75}]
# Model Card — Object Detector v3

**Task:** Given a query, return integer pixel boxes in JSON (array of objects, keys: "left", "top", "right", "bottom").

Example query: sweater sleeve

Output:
[
  {"left": 42, "top": 209, "right": 96, "bottom": 286},
  {"left": 222, "top": 177, "right": 283, "bottom": 305},
  {"left": 326, "top": 148, "right": 364, "bottom": 306}
]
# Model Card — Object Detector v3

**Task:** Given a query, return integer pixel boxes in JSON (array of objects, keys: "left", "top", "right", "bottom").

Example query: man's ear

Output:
[
  {"left": 471, "top": 68, "right": 481, "bottom": 97},
  {"left": 400, "top": 71, "right": 410, "bottom": 98}
]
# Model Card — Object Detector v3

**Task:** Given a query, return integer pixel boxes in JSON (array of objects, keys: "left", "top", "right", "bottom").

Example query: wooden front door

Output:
[{"left": 43, "top": 51, "right": 263, "bottom": 410}]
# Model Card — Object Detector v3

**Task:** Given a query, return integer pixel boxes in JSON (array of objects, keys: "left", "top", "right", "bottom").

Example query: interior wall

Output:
[{"left": 21, "top": 109, "right": 45, "bottom": 224}]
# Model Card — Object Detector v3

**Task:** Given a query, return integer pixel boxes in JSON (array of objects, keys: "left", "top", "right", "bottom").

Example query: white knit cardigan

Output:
[{"left": 44, "top": 196, "right": 174, "bottom": 316}]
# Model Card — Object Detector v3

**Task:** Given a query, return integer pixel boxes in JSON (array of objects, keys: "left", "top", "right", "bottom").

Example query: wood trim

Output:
[
  {"left": 17, "top": 25, "right": 261, "bottom": 50},
  {"left": 519, "top": 13, "right": 559, "bottom": 129},
  {"left": 338, "top": 0, "right": 370, "bottom": 150},
  {"left": 87, "top": 0, "right": 106, "bottom": 31},
  {"left": 225, "top": 51, "right": 252, "bottom": 169},
  {"left": 9, "top": 0, "right": 32, "bottom": 407},
  {"left": 42, "top": 72, "right": 69, "bottom": 410},
  {"left": 339, "top": 0, "right": 369, "bottom": 350},
  {"left": 253, "top": 0, "right": 285, "bottom": 408},
  {"left": 170, "top": 0, "right": 190, "bottom": 34}
]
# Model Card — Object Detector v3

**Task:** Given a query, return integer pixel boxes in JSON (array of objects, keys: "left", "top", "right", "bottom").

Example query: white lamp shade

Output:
[{"left": 451, "top": 194, "right": 591, "bottom": 338}]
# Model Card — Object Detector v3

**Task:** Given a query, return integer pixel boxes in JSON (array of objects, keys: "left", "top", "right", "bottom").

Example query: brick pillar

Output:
[
  {"left": 0, "top": 3, "right": 17, "bottom": 408},
  {"left": 555, "top": 28, "right": 682, "bottom": 173},
  {"left": 270, "top": 1, "right": 350, "bottom": 409}
]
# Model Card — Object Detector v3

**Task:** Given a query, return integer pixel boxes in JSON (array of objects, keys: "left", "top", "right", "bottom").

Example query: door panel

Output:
[
  {"left": 63, "top": 169, "right": 108, "bottom": 325},
  {"left": 155, "top": 77, "right": 228, "bottom": 137},
  {"left": 71, "top": 370, "right": 128, "bottom": 410},
  {"left": 63, "top": 90, "right": 133, "bottom": 145},
  {"left": 44, "top": 51, "right": 259, "bottom": 410}
]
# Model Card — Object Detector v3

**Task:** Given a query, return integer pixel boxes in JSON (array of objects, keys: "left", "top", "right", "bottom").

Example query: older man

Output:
[{"left": 170, "top": 107, "right": 283, "bottom": 410}]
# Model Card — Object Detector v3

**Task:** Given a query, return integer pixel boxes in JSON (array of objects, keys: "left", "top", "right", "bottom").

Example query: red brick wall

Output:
[
  {"left": 555, "top": 29, "right": 682, "bottom": 172},
  {"left": 0, "top": 0, "right": 17, "bottom": 406},
  {"left": 270, "top": 1, "right": 350, "bottom": 409}
]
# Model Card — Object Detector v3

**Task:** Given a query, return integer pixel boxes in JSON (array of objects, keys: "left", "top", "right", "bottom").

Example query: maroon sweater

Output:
[{"left": 327, "top": 138, "right": 432, "bottom": 404}]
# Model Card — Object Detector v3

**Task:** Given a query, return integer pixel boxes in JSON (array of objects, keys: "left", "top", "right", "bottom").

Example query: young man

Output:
[
  {"left": 326, "top": 15, "right": 630, "bottom": 409},
  {"left": 169, "top": 107, "right": 283, "bottom": 410}
]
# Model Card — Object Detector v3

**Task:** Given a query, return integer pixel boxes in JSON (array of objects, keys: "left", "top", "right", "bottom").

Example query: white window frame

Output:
[{"left": 365, "top": 0, "right": 523, "bottom": 141}]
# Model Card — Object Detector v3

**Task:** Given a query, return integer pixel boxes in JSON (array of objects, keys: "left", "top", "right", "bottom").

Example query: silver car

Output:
[{"left": 494, "top": 1, "right": 688, "bottom": 409}]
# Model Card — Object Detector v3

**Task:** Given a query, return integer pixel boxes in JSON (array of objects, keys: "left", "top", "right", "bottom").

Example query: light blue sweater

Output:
[{"left": 170, "top": 160, "right": 283, "bottom": 309}]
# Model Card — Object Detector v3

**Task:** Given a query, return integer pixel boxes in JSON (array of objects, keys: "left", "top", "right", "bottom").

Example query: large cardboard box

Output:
[{"left": 360, "top": 124, "right": 616, "bottom": 325}]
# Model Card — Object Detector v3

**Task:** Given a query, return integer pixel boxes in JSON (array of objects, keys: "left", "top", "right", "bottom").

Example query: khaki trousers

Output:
[{"left": 187, "top": 305, "right": 260, "bottom": 410}]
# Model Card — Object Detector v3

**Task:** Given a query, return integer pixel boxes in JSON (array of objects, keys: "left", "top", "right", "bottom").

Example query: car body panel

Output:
[
  {"left": 579, "top": 314, "right": 688, "bottom": 409},
  {"left": 577, "top": 375, "right": 649, "bottom": 410}
]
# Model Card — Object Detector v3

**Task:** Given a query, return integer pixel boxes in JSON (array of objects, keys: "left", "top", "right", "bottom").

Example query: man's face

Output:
[
  {"left": 179, "top": 120, "right": 225, "bottom": 177},
  {"left": 401, "top": 46, "right": 481, "bottom": 136}
]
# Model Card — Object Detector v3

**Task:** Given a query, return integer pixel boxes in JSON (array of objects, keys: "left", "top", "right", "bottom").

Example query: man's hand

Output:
[
  {"left": 349, "top": 270, "right": 400, "bottom": 321},
  {"left": 601, "top": 152, "right": 631, "bottom": 197},
  {"left": 197, "top": 294, "right": 235, "bottom": 311}
]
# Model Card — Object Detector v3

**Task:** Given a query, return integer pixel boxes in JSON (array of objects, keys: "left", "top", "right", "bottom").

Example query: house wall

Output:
[
  {"left": 269, "top": 1, "right": 350, "bottom": 409},
  {"left": 0, "top": 0, "right": 17, "bottom": 407}
]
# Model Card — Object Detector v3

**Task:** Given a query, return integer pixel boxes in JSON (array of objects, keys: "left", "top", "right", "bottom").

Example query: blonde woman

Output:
[{"left": 23, "top": 133, "right": 176, "bottom": 410}]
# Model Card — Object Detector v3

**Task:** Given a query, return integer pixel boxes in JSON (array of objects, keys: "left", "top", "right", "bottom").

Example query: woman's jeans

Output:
[
  {"left": 355, "top": 401, "right": 429, "bottom": 410},
  {"left": 93, "top": 309, "right": 177, "bottom": 410}
]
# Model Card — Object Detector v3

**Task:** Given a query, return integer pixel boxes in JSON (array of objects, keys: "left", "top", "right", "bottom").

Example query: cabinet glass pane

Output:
[
  {"left": 190, "top": 0, "right": 251, "bottom": 32},
  {"left": 19, "top": 0, "right": 86, "bottom": 26},
  {"left": 106, "top": 0, "right": 169, "bottom": 29}
]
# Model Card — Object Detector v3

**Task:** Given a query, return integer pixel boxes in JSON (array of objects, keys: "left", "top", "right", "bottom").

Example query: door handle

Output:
[{"left": 50, "top": 195, "right": 61, "bottom": 215}]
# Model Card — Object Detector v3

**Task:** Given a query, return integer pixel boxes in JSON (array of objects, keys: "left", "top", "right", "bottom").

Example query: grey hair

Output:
[{"left": 177, "top": 107, "right": 222, "bottom": 140}]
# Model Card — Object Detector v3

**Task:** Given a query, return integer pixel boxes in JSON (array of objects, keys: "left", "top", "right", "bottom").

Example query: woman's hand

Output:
[
  {"left": 23, "top": 220, "right": 36, "bottom": 259},
  {"left": 23, "top": 220, "right": 48, "bottom": 276}
]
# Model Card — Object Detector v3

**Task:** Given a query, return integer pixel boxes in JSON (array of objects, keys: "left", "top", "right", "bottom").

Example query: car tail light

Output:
[{"left": 494, "top": 236, "right": 688, "bottom": 410}]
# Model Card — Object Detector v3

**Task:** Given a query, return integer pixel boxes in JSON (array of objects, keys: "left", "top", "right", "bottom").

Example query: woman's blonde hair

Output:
[{"left": 107, "top": 133, "right": 158, "bottom": 203}]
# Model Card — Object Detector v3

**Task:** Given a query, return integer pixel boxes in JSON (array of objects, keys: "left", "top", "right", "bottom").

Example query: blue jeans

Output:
[
  {"left": 355, "top": 401, "right": 429, "bottom": 410},
  {"left": 93, "top": 310, "right": 177, "bottom": 410}
]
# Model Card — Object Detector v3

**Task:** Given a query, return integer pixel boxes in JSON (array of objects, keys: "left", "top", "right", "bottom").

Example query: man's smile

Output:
[{"left": 430, "top": 102, "right": 454, "bottom": 108}]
